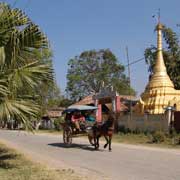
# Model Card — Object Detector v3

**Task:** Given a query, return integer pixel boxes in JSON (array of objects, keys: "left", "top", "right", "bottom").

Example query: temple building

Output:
[
  {"left": 71, "top": 21, "right": 180, "bottom": 132},
  {"left": 135, "top": 21, "right": 180, "bottom": 114}
]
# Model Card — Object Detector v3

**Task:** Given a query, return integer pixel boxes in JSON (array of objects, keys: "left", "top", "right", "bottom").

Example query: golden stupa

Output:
[{"left": 136, "top": 22, "right": 180, "bottom": 114}]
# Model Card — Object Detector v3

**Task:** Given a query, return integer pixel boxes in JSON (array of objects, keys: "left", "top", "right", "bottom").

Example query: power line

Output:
[{"left": 125, "top": 57, "right": 145, "bottom": 67}]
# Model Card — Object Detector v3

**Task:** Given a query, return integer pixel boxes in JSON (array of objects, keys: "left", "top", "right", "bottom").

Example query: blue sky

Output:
[{"left": 4, "top": 0, "right": 180, "bottom": 96}]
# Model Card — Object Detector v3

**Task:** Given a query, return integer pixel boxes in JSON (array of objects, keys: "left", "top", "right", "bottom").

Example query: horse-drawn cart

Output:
[{"left": 60, "top": 105, "right": 97, "bottom": 145}]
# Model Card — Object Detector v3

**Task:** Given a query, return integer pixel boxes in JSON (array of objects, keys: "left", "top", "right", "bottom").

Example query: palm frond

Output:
[
  {"left": 0, "top": 78, "right": 8, "bottom": 96},
  {"left": 19, "top": 24, "right": 48, "bottom": 49},
  {"left": 0, "top": 3, "right": 30, "bottom": 46},
  {"left": 0, "top": 3, "right": 54, "bottom": 131},
  {"left": 3, "top": 24, "right": 48, "bottom": 68},
  {"left": 0, "top": 46, "right": 5, "bottom": 65},
  {"left": 7, "top": 61, "right": 53, "bottom": 93},
  {"left": 0, "top": 98, "right": 39, "bottom": 130}
]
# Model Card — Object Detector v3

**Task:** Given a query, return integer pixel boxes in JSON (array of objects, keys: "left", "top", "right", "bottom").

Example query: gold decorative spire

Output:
[
  {"left": 146, "top": 22, "right": 174, "bottom": 89},
  {"left": 135, "top": 17, "right": 180, "bottom": 115},
  {"left": 153, "top": 23, "right": 167, "bottom": 76}
]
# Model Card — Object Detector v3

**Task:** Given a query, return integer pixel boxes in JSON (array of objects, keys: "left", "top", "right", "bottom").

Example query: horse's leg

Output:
[
  {"left": 88, "top": 134, "right": 94, "bottom": 146},
  {"left": 94, "top": 134, "right": 100, "bottom": 150},
  {"left": 103, "top": 135, "right": 109, "bottom": 149},
  {"left": 94, "top": 135, "right": 97, "bottom": 149},
  {"left": 96, "top": 135, "right": 100, "bottom": 149},
  {"left": 109, "top": 135, "right": 112, "bottom": 151},
  {"left": 92, "top": 127, "right": 98, "bottom": 150}
]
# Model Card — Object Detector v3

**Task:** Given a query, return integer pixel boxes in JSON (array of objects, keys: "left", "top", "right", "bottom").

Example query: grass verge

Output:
[
  {"left": 30, "top": 129, "right": 180, "bottom": 149},
  {"left": 0, "top": 143, "right": 82, "bottom": 180},
  {"left": 113, "top": 133, "right": 180, "bottom": 149}
]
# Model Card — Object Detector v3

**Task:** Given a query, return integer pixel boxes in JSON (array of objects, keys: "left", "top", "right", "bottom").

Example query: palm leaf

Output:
[
  {"left": 0, "top": 3, "right": 29, "bottom": 46},
  {"left": 0, "top": 98, "right": 39, "bottom": 130},
  {"left": 0, "top": 78, "right": 8, "bottom": 96},
  {"left": 0, "top": 3, "right": 54, "bottom": 130},
  {"left": 3, "top": 24, "right": 48, "bottom": 68},
  {"left": 7, "top": 61, "right": 53, "bottom": 93}
]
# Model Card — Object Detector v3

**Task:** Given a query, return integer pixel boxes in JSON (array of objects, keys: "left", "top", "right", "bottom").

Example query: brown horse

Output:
[{"left": 92, "top": 113, "right": 115, "bottom": 151}]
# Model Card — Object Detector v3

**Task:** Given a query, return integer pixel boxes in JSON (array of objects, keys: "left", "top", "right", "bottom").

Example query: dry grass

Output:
[
  {"left": 32, "top": 129, "right": 180, "bottom": 149},
  {"left": 113, "top": 133, "right": 149, "bottom": 144},
  {"left": 113, "top": 133, "right": 180, "bottom": 149},
  {"left": 0, "top": 143, "right": 82, "bottom": 180}
]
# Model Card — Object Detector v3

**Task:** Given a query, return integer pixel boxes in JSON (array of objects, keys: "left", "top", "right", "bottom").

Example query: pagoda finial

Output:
[
  {"left": 158, "top": 8, "right": 161, "bottom": 24},
  {"left": 152, "top": 9, "right": 161, "bottom": 24},
  {"left": 153, "top": 15, "right": 166, "bottom": 74}
]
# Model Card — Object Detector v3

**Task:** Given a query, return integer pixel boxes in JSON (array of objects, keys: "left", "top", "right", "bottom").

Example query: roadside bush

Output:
[
  {"left": 151, "top": 131, "right": 166, "bottom": 143},
  {"left": 176, "top": 135, "right": 180, "bottom": 145},
  {"left": 54, "top": 116, "right": 64, "bottom": 131},
  {"left": 169, "top": 127, "right": 177, "bottom": 138},
  {"left": 132, "top": 128, "right": 142, "bottom": 134},
  {"left": 166, "top": 128, "right": 180, "bottom": 145},
  {"left": 118, "top": 126, "right": 131, "bottom": 134},
  {"left": 170, "top": 130, "right": 180, "bottom": 145}
]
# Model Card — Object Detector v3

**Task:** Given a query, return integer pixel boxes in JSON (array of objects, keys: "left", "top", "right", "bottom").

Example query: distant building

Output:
[
  {"left": 40, "top": 107, "right": 65, "bottom": 129},
  {"left": 72, "top": 88, "right": 136, "bottom": 122}
]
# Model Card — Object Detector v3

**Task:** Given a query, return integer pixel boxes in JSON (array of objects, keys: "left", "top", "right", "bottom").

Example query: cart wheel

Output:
[
  {"left": 63, "top": 126, "right": 72, "bottom": 145},
  {"left": 88, "top": 134, "right": 94, "bottom": 146}
]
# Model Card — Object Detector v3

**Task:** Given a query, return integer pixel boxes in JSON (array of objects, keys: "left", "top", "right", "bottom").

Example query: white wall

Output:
[{"left": 118, "top": 113, "right": 169, "bottom": 132}]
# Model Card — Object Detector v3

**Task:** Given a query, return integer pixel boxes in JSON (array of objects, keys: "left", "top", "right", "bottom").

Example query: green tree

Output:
[
  {"left": 46, "top": 82, "right": 62, "bottom": 108},
  {"left": 145, "top": 24, "right": 180, "bottom": 89},
  {"left": 33, "top": 49, "right": 62, "bottom": 115},
  {"left": 0, "top": 3, "right": 54, "bottom": 130},
  {"left": 58, "top": 97, "right": 74, "bottom": 108},
  {"left": 66, "top": 49, "right": 135, "bottom": 101}
]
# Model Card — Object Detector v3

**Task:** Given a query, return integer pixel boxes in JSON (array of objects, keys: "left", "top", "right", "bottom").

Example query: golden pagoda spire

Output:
[
  {"left": 153, "top": 23, "right": 167, "bottom": 75},
  {"left": 146, "top": 19, "right": 174, "bottom": 89},
  {"left": 136, "top": 14, "right": 180, "bottom": 115}
]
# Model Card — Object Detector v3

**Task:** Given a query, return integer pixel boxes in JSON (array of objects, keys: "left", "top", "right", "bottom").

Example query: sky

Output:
[{"left": 4, "top": 0, "right": 180, "bottom": 96}]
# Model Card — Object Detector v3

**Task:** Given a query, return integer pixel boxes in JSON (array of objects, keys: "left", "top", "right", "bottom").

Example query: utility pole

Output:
[{"left": 126, "top": 47, "right": 132, "bottom": 121}]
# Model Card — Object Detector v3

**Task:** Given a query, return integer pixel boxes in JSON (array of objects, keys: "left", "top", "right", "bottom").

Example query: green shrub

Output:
[
  {"left": 151, "top": 131, "right": 166, "bottom": 143},
  {"left": 118, "top": 125, "right": 126, "bottom": 133},
  {"left": 167, "top": 128, "right": 180, "bottom": 145},
  {"left": 169, "top": 127, "right": 177, "bottom": 138},
  {"left": 176, "top": 135, "right": 180, "bottom": 145},
  {"left": 132, "top": 128, "right": 142, "bottom": 134},
  {"left": 54, "top": 116, "right": 64, "bottom": 131},
  {"left": 118, "top": 126, "right": 131, "bottom": 134},
  {"left": 171, "top": 133, "right": 180, "bottom": 145}
]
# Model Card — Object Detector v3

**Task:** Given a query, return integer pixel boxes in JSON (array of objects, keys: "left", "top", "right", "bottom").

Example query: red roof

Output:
[{"left": 73, "top": 95, "right": 134, "bottom": 112}]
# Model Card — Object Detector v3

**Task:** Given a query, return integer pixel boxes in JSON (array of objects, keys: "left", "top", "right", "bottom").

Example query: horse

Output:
[{"left": 92, "top": 113, "right": 115, "bottom": 151}]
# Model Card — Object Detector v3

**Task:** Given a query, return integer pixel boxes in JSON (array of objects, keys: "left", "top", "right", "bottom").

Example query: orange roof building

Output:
[{"left": 72, "top": 87, "right": 136, "bottom": 122}]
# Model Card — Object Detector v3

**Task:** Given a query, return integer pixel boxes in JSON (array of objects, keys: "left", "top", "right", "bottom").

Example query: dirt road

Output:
[{"left": 0, "top": 130, "right": 180, "bottom": 180}]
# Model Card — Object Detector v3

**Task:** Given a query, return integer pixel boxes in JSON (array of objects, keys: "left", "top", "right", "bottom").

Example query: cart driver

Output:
[
  {"left": 85, "top": 111, "right": 96, "bottom": 127},
  {"left": 71, "top": 111, "right": 85, "bottom": 132}
]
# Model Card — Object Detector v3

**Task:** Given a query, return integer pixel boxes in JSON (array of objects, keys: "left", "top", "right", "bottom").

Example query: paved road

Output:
[{"left": 0, "top": 130, "right": 180, "bottom": 180}]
